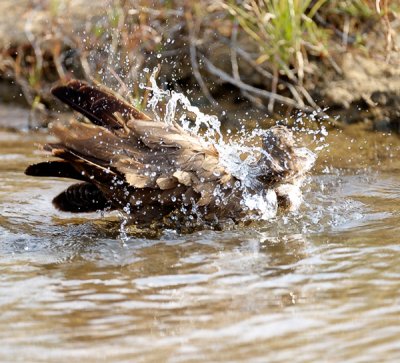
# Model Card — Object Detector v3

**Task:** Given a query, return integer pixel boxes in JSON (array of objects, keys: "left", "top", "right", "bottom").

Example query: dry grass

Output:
[{"left": 0, "top": 0, "right": 397, "bottom": 121}]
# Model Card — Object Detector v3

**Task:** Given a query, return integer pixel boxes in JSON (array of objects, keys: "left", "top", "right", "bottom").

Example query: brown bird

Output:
[{"left": 25, "top": 80, "right": 314, "bottom": 228}]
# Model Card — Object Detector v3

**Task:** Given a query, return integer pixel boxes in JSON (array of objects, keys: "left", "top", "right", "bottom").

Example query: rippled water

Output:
[{"left": 1, "top": 124, "right": 400, "bottom": 362}]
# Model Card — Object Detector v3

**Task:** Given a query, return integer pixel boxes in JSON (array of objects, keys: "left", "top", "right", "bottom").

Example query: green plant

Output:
[{"left": 225, "top": 0, "right": 329, "bottom": 82}]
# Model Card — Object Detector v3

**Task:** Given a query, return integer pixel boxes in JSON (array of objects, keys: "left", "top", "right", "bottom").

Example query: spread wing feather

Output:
[
  {"left": 25, "top": 80, "right": 237, "bottom": 224},
  {"left": 52, "top": 80, "right": 150, "bottom": 129}
]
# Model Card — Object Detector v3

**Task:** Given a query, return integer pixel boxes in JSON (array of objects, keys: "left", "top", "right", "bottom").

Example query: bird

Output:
[{"left": 25, "top": 80, "right": 314, "bottom": 229}]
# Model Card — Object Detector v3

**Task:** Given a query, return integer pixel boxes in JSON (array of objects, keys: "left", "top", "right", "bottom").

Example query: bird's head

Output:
[{"left": 257, "top": 125, "right": 315, "bottom": 187}]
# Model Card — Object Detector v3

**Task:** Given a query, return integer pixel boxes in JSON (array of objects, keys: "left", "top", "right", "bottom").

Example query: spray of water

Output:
[
  {"left": 138, "top": 69, "right": 320, "bottom": 225},
  {"left": 74, "top": 26, "right": 323, "bottom": 239}
]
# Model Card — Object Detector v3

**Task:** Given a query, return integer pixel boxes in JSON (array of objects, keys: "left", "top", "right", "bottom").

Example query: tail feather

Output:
[
  {"left": 25, "top": 161, "right": 85, "bottom": 181},
  {"left": 53, "top": 182, "right": 112, "bottom": 212}
]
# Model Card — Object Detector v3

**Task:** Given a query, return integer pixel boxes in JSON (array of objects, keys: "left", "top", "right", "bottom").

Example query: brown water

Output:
[{"left": 1, "top": 124, "right": 400, "bottom": 362}]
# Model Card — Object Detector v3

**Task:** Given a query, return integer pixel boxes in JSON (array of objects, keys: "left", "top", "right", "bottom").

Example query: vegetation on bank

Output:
[{"left": 0, "top": 0, "right": 398, "bottom": 122}]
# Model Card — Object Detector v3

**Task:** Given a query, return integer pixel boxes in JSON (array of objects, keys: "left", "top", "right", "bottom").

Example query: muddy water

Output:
[{"left": 1, "top": 123, "right": 400, "bottom": 362}]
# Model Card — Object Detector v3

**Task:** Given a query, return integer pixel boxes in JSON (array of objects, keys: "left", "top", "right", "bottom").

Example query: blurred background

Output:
[{"left": 0, "top": 0, "right": 399, "bottom": 130}]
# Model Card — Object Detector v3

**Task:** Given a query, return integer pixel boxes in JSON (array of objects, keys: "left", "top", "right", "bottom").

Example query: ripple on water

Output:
[{"left": 1, "top": 129, "right": 400, "bottom": 362}]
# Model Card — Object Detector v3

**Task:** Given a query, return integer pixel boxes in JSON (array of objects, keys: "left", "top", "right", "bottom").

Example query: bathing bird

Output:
[{"left": 25, "top": 80, "right": 313, "bottom": 227}]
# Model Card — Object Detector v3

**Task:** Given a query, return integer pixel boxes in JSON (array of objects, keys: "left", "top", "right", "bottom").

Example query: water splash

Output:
[
  {"left": 144, "top": 71, "right": 222, "bottom": 142},
  {"left": 141, "top": 69, "right": 319, "bottom": 222}
]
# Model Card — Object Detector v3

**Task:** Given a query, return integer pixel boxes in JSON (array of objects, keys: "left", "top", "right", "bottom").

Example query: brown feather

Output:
[
  {"left": 53, "top": 182, "right": 112, "bottom": 212},
  {"left": 52, "top": 80, "right": 150, "bottom": 130},
  {"left": 156, "top": 176, "right": 179, "bottom": 190},
  {"left": 25, "top": 161, "right": 85, "bottom": 181},
  {"left": 25, "top": 79, "right": 313, "bottom": 228}
]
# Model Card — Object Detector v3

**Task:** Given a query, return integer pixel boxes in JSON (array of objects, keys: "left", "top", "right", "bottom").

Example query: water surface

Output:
[{"left": 1, "top": 124, "right": 400, "bottom": 362}]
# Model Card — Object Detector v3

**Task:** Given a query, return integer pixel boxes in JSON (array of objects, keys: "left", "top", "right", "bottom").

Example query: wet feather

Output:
[{"left": 25, "top": 79, "right": 313, "bottom": 227}]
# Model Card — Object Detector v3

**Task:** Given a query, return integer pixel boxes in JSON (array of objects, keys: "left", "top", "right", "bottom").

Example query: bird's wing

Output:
[{"left": 27, "top": 80, "right": 235, "bottom": 214}]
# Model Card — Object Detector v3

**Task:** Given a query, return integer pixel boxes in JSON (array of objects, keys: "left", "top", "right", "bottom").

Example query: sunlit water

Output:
[{"left": 1, "top": 120, "right": 400, "bottom": 362}]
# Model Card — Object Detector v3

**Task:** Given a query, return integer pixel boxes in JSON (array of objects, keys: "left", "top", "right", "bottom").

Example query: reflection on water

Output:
[{"left": 1, "top": 126, "right": 400, "bottom": 362}]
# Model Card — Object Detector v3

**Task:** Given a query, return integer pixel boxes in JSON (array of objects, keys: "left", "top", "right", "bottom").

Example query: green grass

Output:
[{"left": 225, "top": 0, "right": 329, "bottom": 81}]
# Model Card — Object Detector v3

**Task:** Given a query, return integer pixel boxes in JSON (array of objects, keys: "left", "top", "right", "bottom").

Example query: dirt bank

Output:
[
  {"left": 0, "top": 1, "right": 399, "bottom": 131},
  {"left": 318, "top": 52, "right": 400, "bottom": 132}
]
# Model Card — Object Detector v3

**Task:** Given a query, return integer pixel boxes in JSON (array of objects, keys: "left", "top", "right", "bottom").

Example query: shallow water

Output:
[{"left": 1, "top": 124, "right": 400, "bottom": 362}]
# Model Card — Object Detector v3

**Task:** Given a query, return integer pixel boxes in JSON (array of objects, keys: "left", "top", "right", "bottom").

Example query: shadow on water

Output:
[{"left": 1, "top": 124, "right": 400, "bottom": 362}]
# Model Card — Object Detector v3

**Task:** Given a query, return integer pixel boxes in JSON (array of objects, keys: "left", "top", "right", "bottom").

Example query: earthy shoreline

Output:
[{"left": 1, "top": 1, "right": 399, "bottom": 131}]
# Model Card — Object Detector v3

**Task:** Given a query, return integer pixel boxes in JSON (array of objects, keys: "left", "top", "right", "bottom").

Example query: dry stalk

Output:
[
  {"left": 268, "top": 66, "right": 278, "bottom": 113},
  {"left": 230, "top": 20, "right": 265, "bottom": 108},
  {"left": 218, "top": 34, "right": 308, "bottom": 108},
  {"left": 185, "top": 8, "right": 216, "bottom": 105},
  {"left": 204, "top": 57, "right": 315, "bottom": 113}
]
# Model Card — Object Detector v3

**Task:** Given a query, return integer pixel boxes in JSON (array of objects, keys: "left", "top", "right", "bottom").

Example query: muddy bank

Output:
[
  {"left": 0, "top": 1, "right": 399, "bottom": 131},
  {"left": 318, "top": 52, "right": 400, "bottom": 132}
]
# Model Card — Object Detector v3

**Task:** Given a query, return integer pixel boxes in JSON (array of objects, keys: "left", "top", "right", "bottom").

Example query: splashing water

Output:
[
  {"left": 145, "top": 72, "right": 222, "bottom": 141},
  {"left": 140, "top": 69, "right": 318, "bottom": 222}
]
